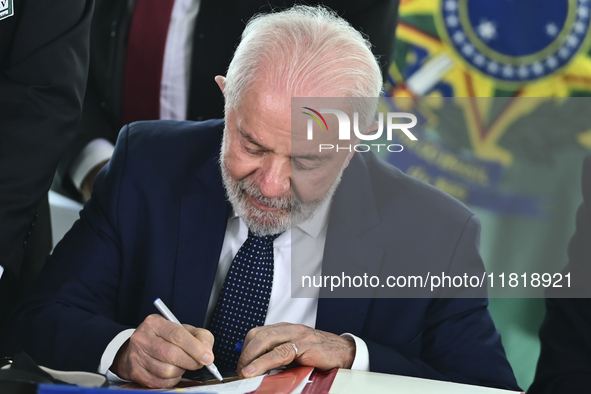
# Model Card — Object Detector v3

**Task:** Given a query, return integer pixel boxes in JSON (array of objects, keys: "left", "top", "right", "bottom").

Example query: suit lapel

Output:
[
  {"left": 316, "top": 153, "right": 383, "bottom": 336},
  {"left": 173, "top": 151, "right": 230, "bottom": 327}
]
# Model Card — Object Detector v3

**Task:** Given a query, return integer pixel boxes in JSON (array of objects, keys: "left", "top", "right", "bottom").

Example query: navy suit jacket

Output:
[
  {"left": 528, "top": 154, "right": 591, "bottom": 393},
  {"left": 6, "top": 119, "right": 519, "bottom": 390}
]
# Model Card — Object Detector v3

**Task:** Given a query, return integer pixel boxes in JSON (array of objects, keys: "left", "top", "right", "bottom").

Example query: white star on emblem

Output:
[
  {"left": 453, "top": 31, "right": 465, "bottom": 44},
  {"left": 559, "top": 47, "right": 571, "bottom": 59},
  {"left": 476, "top": 19, "right": 497, "bottom": 41},
  {"left": 446, "top": 15, "right": 459, "bottom": 27},
  {"left": 567, "top": 34, "right": 580, "bottom": 47},
  {"left": 578, "top": 6, "right": 589, "bottom": 18},
  {"left": 462, "top": 43, "right": 474, "bottom": 56},
  {"left": 502, "top": 65, "right": 514, "bottom": 78},
  {"left": 474, "top": 54, "right": 486, "bottom": 66},
  {"left": 546, "top": 56, "right": 558, "bottom": 69},
  {"left": 574, "top": 21, "right": 587, "bottom": 34},
  {"left": 532, "top": 62, "right": 544, "bottom": 75},
  {"left": 444, "top": 0, "right": 458, "bottom": 12},
  {"left": 546, "top": 23, "right": 559, "bottom": 36},
  {"left": 518, "top": 66, "right": 529, "bottom": 78},
  {"left": 487, "top": 61, "right": 499, "bottom": 73}
]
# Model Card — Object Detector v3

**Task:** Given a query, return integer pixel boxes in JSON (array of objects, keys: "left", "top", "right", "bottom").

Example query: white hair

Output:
[{"left": 223, "top": 5, "right": 383, "bottom": 129}]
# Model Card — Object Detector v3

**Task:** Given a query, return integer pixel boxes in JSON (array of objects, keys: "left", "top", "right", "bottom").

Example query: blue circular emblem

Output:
[{"left": 442, "top": 0, "right": 591, "bottom": 82}]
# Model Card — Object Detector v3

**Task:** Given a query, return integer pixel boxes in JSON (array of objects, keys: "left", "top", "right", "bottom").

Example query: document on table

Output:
[
  {"left": 117, "top": 366, "right": 313, "bottom": 393},
  {"left": 165, "top": 375, "right": 265, "bottom": 393},
  {"left": 169, "top": 367, "right": 313, "bottom": 394}
]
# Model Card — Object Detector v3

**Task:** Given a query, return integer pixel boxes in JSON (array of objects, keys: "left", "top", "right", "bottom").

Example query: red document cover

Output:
[
  {"left": 301, "top": 368, "right": 338, "bottom": 394},
  {"left": 249, "top": 366, "right": 314, "bottom": 394}
]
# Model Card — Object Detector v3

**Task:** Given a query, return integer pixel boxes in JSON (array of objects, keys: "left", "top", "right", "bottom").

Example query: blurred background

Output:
[
  {"left": 46, "top": 0, "right": 591, "bottom": 390},
  {"left": 382, "top": 0, "right": 591, "bottom": 389}
]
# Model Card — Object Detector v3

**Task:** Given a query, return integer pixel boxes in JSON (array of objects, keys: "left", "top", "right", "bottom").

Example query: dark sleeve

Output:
[
  {"left": 528, "top": 299, "right": 591, "bottom": 393},
  {"left": 0, "top": 0, "right": 93, "bottom": 278},
  {"left": 366, "top": 216, "right": 521, "bottom": 391},
  {"left": 53, "top": 76, "right": 120, "bottom": 200},
  {"left": 4, "top": 125, "right": 135, "bottom": 372},
  {"left": 528, "top": 155, "right": 591, "bottom": 394},
  {"left": 54, "top": 0, "right": 131, "bottom": 201}
]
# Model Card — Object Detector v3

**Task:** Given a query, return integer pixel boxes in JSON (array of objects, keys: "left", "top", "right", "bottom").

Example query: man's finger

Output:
[
  {"left": 184, "top": 326, "right": 215, "bottom": 354},
  {"left": 140, "top": 352, "right": 186, "bottom": 380},
  {"left": 125, "top": 350, "right": 183, "bottom": 389},
  {"left": 238, "top": 324, "right": 309, "bottom": 371},
  {"left": 242, "top": 322, "right": 291, "bottom": 345},
  {"left": 240, "top": 342, "right": 298, "bottom": 378},
  {"left": 147, "top": 315, "right": 214, "bottom": 367},
  {"left": 180, "top": 326, "right": 215, "bottom": 366},
  {"left": 129, "top": 364, "right": 182, "bottom": 389},
  {"left": 143, "top": 333, "right": 202, "bottom": 371}
]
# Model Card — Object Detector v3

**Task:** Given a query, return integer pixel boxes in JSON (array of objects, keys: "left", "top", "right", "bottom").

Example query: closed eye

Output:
[
  {"left": 291, "top": 154, "right": 329, "bottom": 171},
  {"left": 239, "top": 128, "right": 270, "bottom": 156}
]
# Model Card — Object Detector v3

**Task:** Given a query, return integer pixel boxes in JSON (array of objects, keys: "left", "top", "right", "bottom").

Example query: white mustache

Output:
[{"left": 237, "top": 178, "right": 291, "bottom": 210}]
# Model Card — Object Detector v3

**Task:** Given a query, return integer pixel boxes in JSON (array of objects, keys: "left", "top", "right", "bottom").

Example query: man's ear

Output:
[
  {"left": 215, "top": 75, "right": 226, "bottom": 94},
  {"left": 367, "top": 120, "right": 379, "bottom": 135},
  {"left": 341, "top": 121, "right": 378, "bottom": 168},
  {"left": 343, "top": 150, "right": 356, "bottom": 169}
]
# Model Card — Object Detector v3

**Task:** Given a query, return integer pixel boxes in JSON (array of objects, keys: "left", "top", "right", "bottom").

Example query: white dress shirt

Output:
[
  {"left": 99, "top": 199, "right": 370, "bottom": 379},
  {"left": 160, "top": 0, "right": 200, "bottom": 121},
  {"left": 70, "top": 0, "right": 201, "bottom": 191}
]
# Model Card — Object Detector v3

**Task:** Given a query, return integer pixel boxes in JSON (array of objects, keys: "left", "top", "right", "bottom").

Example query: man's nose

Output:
[{"left": 256, "top": 158, "right": 290, "bottom": 199}]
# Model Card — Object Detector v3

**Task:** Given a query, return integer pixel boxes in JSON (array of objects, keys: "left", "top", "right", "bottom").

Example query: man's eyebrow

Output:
[
  {"left": 238, "top": 128, "right": 269, "bottom": 150},
  {"left": 291, "top": 153, "right": 330, "bottom": 162}
]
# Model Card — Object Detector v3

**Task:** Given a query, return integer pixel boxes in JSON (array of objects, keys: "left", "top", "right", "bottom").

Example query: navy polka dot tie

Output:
[{"left": 210, "top": 230, "right": 282, "bottom": 370}]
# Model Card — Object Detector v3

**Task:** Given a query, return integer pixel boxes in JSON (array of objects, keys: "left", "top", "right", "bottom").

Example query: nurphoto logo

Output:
[
  {"left": 303, "top": 107, "right": 418, "bottom": 153},
  {"left": 0, "top": 0, "right": 14, "bottom": 21}
]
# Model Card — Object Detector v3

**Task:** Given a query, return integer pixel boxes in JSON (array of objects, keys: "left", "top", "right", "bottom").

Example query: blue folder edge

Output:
[{"left": 37, "top": 383, "right": 216, "bottom": 393}]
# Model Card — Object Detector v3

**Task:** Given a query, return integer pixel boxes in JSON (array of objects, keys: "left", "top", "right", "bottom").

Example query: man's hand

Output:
[
  {"left": 236, "top": 323, "right": 356, "bottom": 378},
  {"left": 111, "top": 314, "right": 215, "bottom": 388}
]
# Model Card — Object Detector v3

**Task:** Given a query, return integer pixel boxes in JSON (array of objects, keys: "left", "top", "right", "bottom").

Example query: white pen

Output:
[{"left": 153, "top": 298, "right": 225, "bottom": 383}]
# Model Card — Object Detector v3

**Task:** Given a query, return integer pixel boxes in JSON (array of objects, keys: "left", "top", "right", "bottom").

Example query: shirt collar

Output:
[{"left": 296, "top": 197, "right": 331, "bottom": 239}]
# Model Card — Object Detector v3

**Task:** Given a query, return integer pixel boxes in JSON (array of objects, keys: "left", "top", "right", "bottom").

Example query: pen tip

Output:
[{"left": 221, "top": 379, "right": 225, "bottom": 384}]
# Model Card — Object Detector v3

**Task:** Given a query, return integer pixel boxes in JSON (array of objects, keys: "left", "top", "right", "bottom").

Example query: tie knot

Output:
[{"left": 248, "top": 230, "right": 283, "bottom": 245}]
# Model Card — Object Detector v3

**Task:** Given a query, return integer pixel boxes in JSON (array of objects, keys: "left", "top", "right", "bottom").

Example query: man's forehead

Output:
[
  {"left": 291, "top": 98, "right": 353, "bottom": 141},
  {"left": 227, "top": 86, "right": 355, "bottom": 148},
  {"left": 238, "top": 82, "right": 292, "bottom": 112}
]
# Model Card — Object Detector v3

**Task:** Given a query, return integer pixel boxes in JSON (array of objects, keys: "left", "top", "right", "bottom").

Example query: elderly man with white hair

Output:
[{"left": 4, "top": 5, "right": 520, "bottom": 391}]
